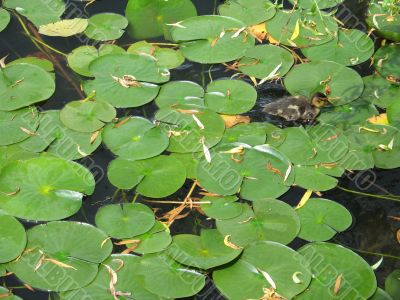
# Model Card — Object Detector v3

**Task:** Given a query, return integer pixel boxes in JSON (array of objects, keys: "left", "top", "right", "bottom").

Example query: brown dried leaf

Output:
[
  {"left": 220, "top": 114, "right": 250, "bottom": 128},
  {"left": 333, "top": 274, "right": 343, "bottom": 295}
]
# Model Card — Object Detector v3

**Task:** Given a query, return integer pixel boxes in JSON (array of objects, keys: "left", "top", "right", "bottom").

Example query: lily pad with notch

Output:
[{"left": 84, "top": 13, "right": 128, "bottom": 41}]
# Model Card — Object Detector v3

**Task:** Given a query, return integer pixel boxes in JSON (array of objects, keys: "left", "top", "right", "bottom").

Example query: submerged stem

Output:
[
  {"left": 334, "top": 239, "right": 400, "bottom": 260},
  {"left": 337, "top": 186, "right": 400, "bottom": 203}
]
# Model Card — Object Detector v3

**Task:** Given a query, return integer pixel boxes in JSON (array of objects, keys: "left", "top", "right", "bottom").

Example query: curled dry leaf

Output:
[
  {"left": 292, "top": 271, "right": 303, "bottom": 284},
  {"left": 295, "top": 189, "right": 313, "bottom": 210},
  {"left": 333, "top": 274, "right": 343, "bottom": 296},
  {"left": 223, "top": 235, "right": 243, "bottom": 250}
]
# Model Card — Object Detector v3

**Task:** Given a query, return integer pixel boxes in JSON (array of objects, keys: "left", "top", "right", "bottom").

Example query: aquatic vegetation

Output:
[{"left": 0, "top": 0, "right": 399, "bottom": 299}]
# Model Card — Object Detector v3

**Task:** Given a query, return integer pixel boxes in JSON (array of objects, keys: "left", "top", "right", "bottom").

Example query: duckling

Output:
[{"left": 262, "top": 93, "right": 327, "bottom": 122}]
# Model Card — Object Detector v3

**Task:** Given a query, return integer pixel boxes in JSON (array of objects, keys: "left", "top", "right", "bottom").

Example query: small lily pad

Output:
[
  {"left": 102, "top": 117, "right": 169, "bottom": 160},
  {"left": 297, "top": 198, "right": 352, "bottom": 241},
  {"left": 9, "top": 57, "right": 54, "bottom": 72},
  {"left": 205, "top": 79, "right": 257, "bottom": 114},
  {"left": 200, "top": 195, "right": 243, "bottom": 220},
  {"left": 95, "top": 203, "right": 155, "bottom": 239},
  {"left": 38, "top": 18, "right": 88, "bottom": 37},
  {"left": 168, "top": 229, "right": 242, "bottom": 269},
  {"left": 0, "top": 214, "right": 26, "bottom": 263},
  {"left": 0, "top": 8, "right": 11, "bottom": 32},
  {"left": 0, "top": 156, "right": 95, "bottom": 221},
  {"left": 155, "top": 80, "right": 205, "bottom": 108},
  {"left": 374, "top": 44, "right": 400, "bottom": 84},
  {"left": 60, "top": 100, "right": 116, "bottom": 133},
  {"left": 108, "top": 155, "right": 186, "bottom": 198},
  {"left": 85, "top": 13, "right": 128, "bottom": 41}
]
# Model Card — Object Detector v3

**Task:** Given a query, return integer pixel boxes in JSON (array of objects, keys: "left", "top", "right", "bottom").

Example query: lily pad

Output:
[
  {"left": 155, "top": 104, "right": 225, "bottom": 153},
  {"left": 297, "top": 198, "right": 352, "bottom": 241},
  {"left": 38, "top": 18, "right": 88, "bottom": 37},
  {"left": 107, "top": 155, "right": 186, "bottom": 198},
  {"left": 67, "top": 44, "right": 125, "bottom": 77},
  {"left": 18, "top": 110, "right": 101, "bottom": 160},
  {"left": 284, "top": 61, "right": 364, "bottom": 106},
  {"left": 3, "top": 0, "right": 65, "bottom": 27},
  {"left": 0, "top": 63, "right": 55, "bottom": 111},
  {"left": 204, "top": 79, "right": 257, "bottom": 114},
  {"left": 219, "top": 122, "right": 267, "bottom": 146},
  {"left": 374, "top": 44, "right": 400, "bottom": 84},
  {"left": 360, "top": 74, "right": 400, "bottom": 108},
  {"left": 7, "top": 221, "right": 113, "bottom": 292},
  {"left": 9, "top": 57, "right": 54, "bottom": 72},
  {"left": 171, "top": 15, "right": 255, "bottom": 64},
  {"left": 238, "top": 45, "right": 295, "bottom": 79},
  {"left": 155, "top": 81, "right": 205, "bottom": 108},
  {"left": 0, "top": 8, "right": 11, "bottom": 32},
  {"left": 302, "top": 29, "right": 374, "bottom": 66},
  {"left": 294, "top": 165, "right": 339, "bottom": 191},
  {"left": 200, "top": 195, "right": 243, "bottom": 220},
  {"left": 367, "top": 0, "right": 400, "bottom": 42},
  {"left": 135, "top": 253, "right": 206, "bottom": 298},
  {"left": 370, "top": 288, "right": 394, "bottom": 300},
  {"left": 216, "top": 199, "right": 300, "bottom": 247},
  {"left": 169, "top": 152, "right": 198, "bottom": 179},
  {"left": 0, "top": 214, "right": 26, "bottom": 263},
  {"left": 85, "top": 53, "right": 169, "bottom": 107},
  {"left": 214, "top": 241, "right": 312, "bottom": 300},
  {"left": 218, "top": 0, "right": 276, "bottom": 26},
  {"left": 0, "top": 287, "right": 21, "bottom": 300},
  {"left": 0, "top": 156, "right": 95, "bottom": 221},
  {"left": 289, "top": 0, "right": 344, "bottom": 9},
  {"left": 125, "top": 0, "right": 197, "bottom": 39},
  {"left": 95, "top": 203, "right": 155, "bottom": 239},
  {"left": 385, "top": 269, "right": 400, "bottom": 300},
  {"left": 60, "top": 100, "right": 116, "bottom": 133},
  {"left": 127, "top": 41, "right": 185, "bottom": 69},
  {"left": 102, "top": 117, "right": 169, "bottom": 160},
  {"left": 85, "top": 13, "right": 128, "bottom": 41},
  {"left": 168, "top": 229, "right": 242, "bottom": 269},
  {"left": 297, "top": 242, "right": 377, "bottom": 299},
  {"left": 0, "top": 107, "right": 40, "bottom": 146}
]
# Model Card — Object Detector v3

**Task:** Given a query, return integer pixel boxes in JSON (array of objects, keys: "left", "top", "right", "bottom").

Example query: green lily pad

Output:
[
  {"left": 360, "top": 74, "right": 400, "bottom": 108},
  {"left": 67, "top": 44, "right": 125, "bottom": 77},
  {"left": 135, "top": 253, "right": 206, "bottom": 298},
  {"left": 238, "top": 45, "right": 294, "bottom": 79},
  {"left": 367, "top": 0, "right": 400, "bottom": 42},
  {"left": 276, "top": 127, "right": 314, "bottom": 164},
  {"left": 155, "top": 81, "right": 205, "bottom": 108},
  {"left": 108, "top": 155, "right": 186, "bottom": 198},
  {"left": 385, "top": 269, "right": 400, "bottom": 300},
  {"left": 0, "top": 214, "right": 26, "bottom": 263},
  {"left": 60, "top": 100, "right": 116, "bottom": 133},
  {"left": 127, "top": 41, "right": 185, "bottom": 69},
  {"left": 85, "top": 53, "right": 169, "bottom": 108},
  {"left": 214, "top": 241, "right": 312, "bottom": 300},
  {"left": 125, "top": 0, "right": 197, "bottom": 40},
  {"left": 18, "top": 110, "right": 101, "bottom": 160},
  {"left": 0, "top": 156, "right": 95, "bottom": 221},
  {"left": 370, "top": 288, "right": 394, "bottom": 300},
  {"left": 155, "top": 104, "right": 225, "bottom": 153},
  {"left": 302, "top": 29, "right": 374, "bottom": 66},
  {"left": 0, "top": 63, "right": 55, "bottom": 111},
  {"left": 125, "top": 221, "right": 172, "bottom": 255},
  {"left": 297, "top": 198, "right": 352, "bottom": 241},
  {"left": 85, "top": 13, "right": 128, "bottom": 41},
  {"left": 102, "top": 117, "right": 169, "bottom": 160},
  {"left": 60, "top": 254, "right": 162, "bottom": 300},
  {"left": 294, "top": 165, "right": 339, "bottom": 191},
  {"left": 204, "top": 79, "right": 257, "bottom": 114},
  {"left": 7, "top": 221, "right": 113, "bottom": 292},
  {"left": 168, "top": 229, "right": 242, "bottom": 269},
  {"left": 0, "top": 144, "right": 39, "bottom": 171},
  {"left": 216, "top": 199, "right": 300, "bottom": 247},
  {"left": 0, "top": 9, "right": 11, "bottom": 32},
  {"left": 95, "top": 203, "right": 155, "bottom": 239},
  {"left": 171, "top": 15, "right": 255, "bottom": 64},
  {"left": 3, "top": 0, "right": 65, "bottom": 27},
  {"left": 218, "top": 0, "right": 276, "bottom": 26},
  {"left": 388, "top": 101, "right": 400, "bottom": 128},
  {"left": 265, "top": 9, "right": 338, "bottom": 48},
  {"left": 0, "top": 107, "right": 39, "bottom": 146},
  {"left": 9, "top": 57, "right": 54, "bottom": 72},
  {"left": 169, "top": 152, "right": 198, "bottom": 179},
  {"left": 219, "top": 122, "right": 267, "bottom": 146},
  {"left": 284, "top": 61, "right": 364, "bottom": 106},
  {"left": 0, "top": 287, "right": 22, "bottom": 300},
  {"left": 374, "top": 44, "right": 400, "bottom": 85},
  {"left": 289, "top": 0, "right": 344, "bottom": 9},
  {"left": 200, "top": 195, "right": 243, "bottom": 220},
  {"left": 297, "top": 242, "right": 377, "bottom": 299},
  {"left": 372, "top": 131, "right": 400, "bottom": 169}
]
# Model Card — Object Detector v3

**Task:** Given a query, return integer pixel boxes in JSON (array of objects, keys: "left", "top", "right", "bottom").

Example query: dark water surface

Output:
[{"left": 0, "top": 0, "right": 399, "bottom": 299}]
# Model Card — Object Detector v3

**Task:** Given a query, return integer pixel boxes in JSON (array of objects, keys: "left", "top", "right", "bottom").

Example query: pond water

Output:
[{"left": 0, "top": 0, "right": 399, "bottom": 299}]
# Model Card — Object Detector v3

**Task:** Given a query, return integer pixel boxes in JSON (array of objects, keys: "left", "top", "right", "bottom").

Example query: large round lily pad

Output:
[
  {"left": 171, "top": 15, "right": 255, "bottom": 63},
  {"left": 216, "top": 199, "right": 300, "bottom": 247},
  {"left": 7, "top": 221, "right": 113, "bottom": 292},
  {"left": 297, "top": 242, "right": 377, "bottom": 299},
  {"left": 204, "top": 79, "right": 257, "bottom": 114},
  {"left": 95, "top": 203, "right": 155, "bottom": 239},
  {"left": 168, "top": 229, "right": 242, "bottom": 269},
  {"left": 297, "top": 198, "right": 352, "bottom": 241},
  {"left": 155, "top": 80, "right": 204, "bottom": 108},
  {"left": 374, "top": 44, "right": 400, "bottom": 84},
  {"left": 107, "top": 155, "right": 186, "bottom": 198},
  {"left": 284, "top": 61, "right": 364, "bottom": 106},
  {"left": 0, "top": 156, "right": 95, "bottom": 221},
  {"left": 85, "top": 13, "right": 128, "bottom": 41},
  {"left": 214, "top": 241, "right": 312, "bottom": 300},
  {"left": 0, "top": 63, "right": 55, "bottom": 111},
  {"left": 0, "top": 214, "right": 26, "bottom": 263}
]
